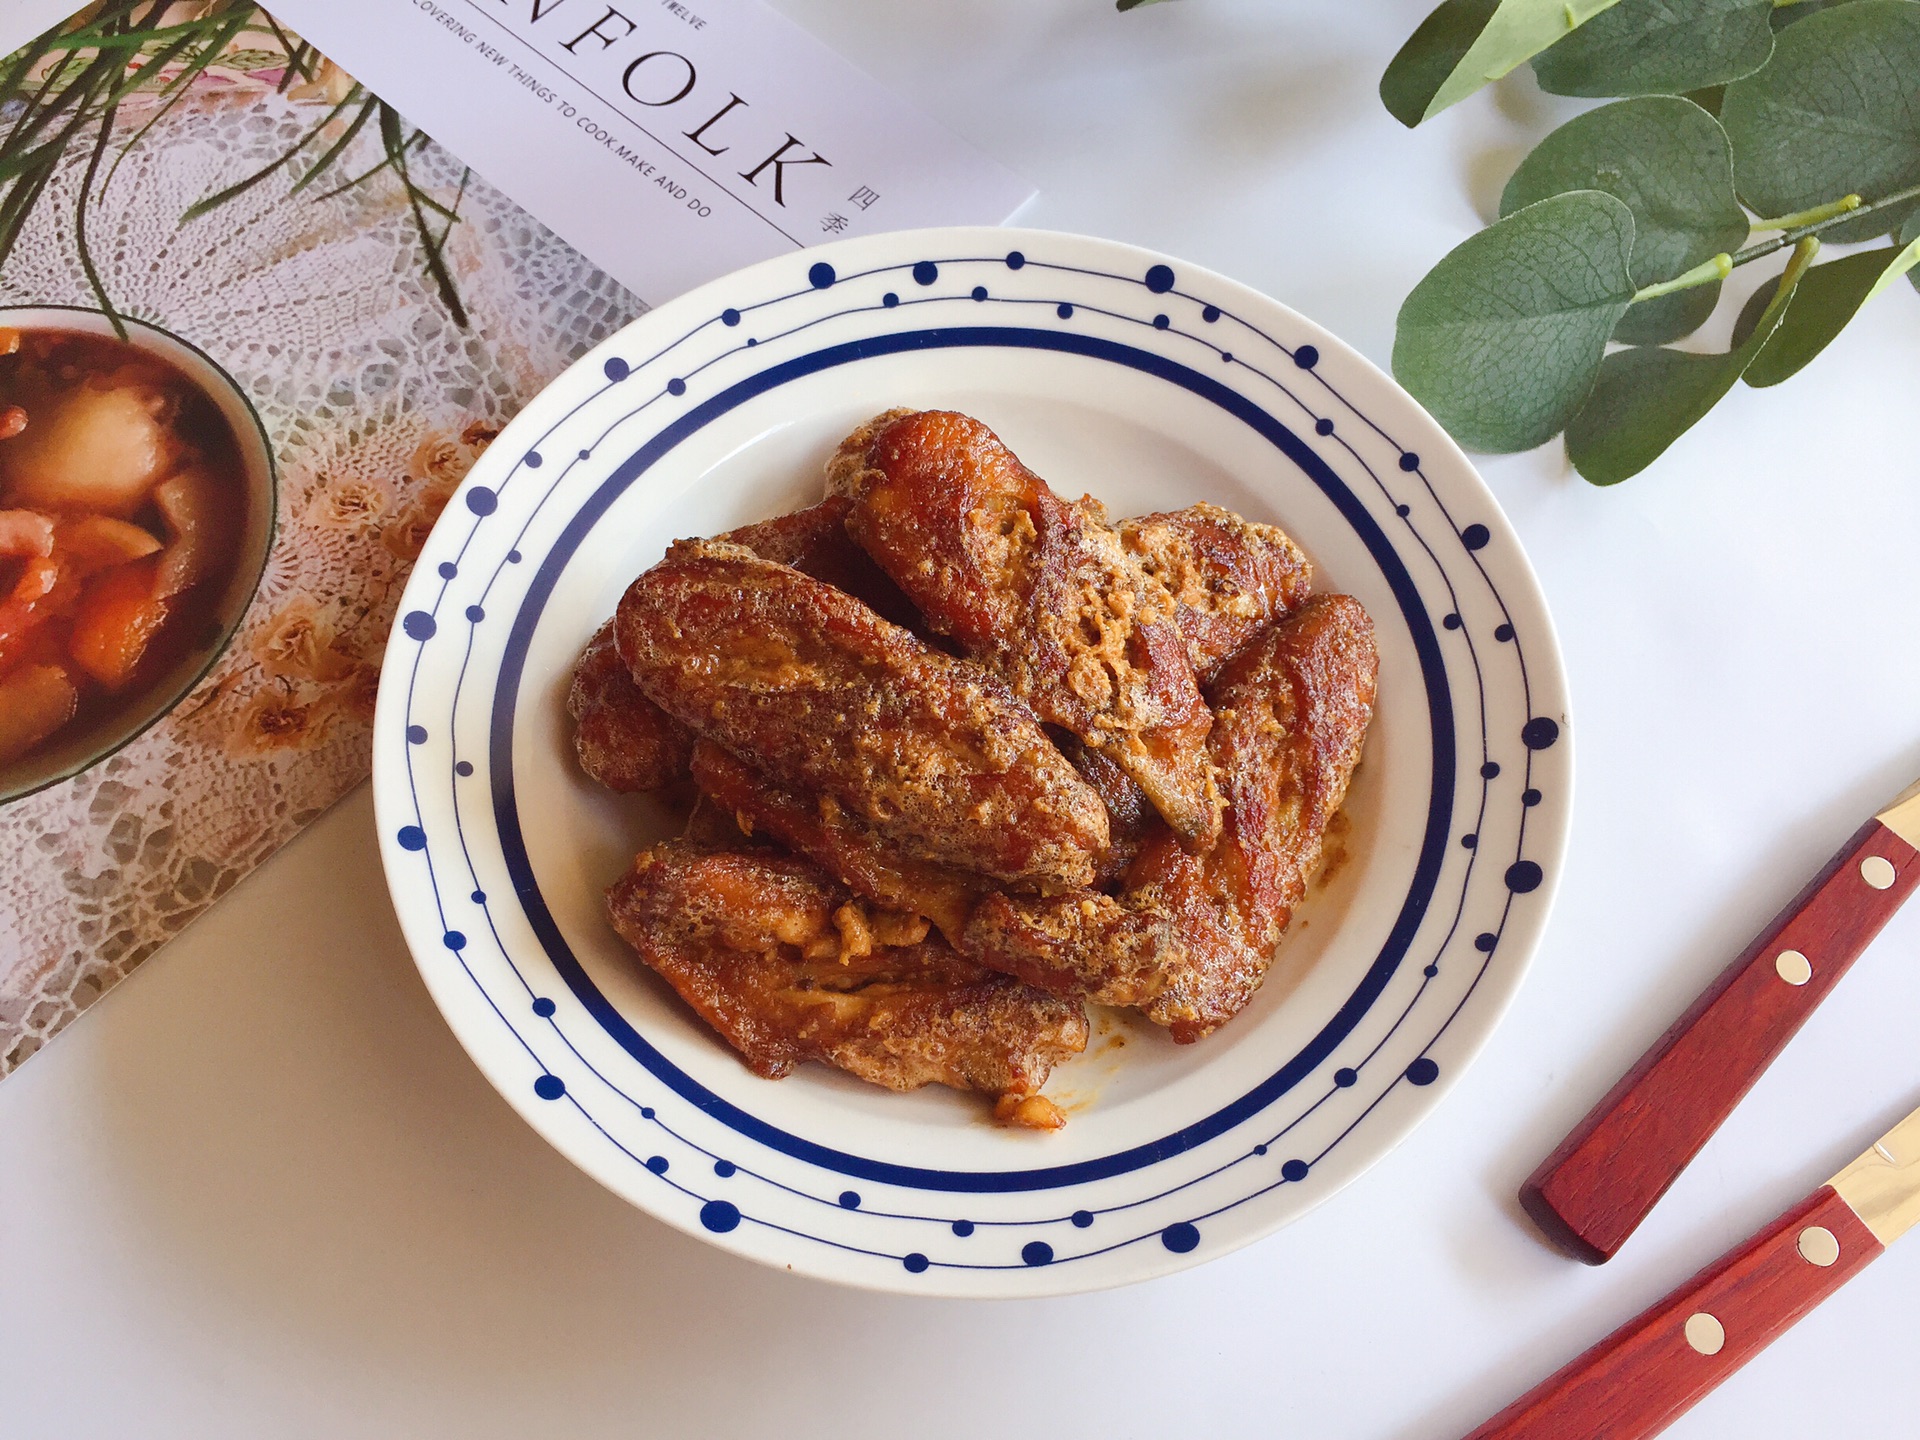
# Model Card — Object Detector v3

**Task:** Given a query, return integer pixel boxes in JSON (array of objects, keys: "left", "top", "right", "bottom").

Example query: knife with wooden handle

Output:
[
  {"left": 1468, "top": 1097, "right": 1920, "bottom": 1440},
  {"left": 1521, "top": 779, "right": 1920, "bottom": 1264}
]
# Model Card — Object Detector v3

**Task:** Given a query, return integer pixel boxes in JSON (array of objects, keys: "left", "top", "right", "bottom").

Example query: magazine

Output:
[{"left": 0, "top": 2, "right": 1028, "bottom": 1074}]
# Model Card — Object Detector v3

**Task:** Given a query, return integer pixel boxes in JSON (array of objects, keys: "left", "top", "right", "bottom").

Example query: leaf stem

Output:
[
  {"left": 1631, "top": 253, "right": 1732, "bottom": 303},
  {"left": 1752, "top": 195, "right": 1860, "bottom": 231},
  {"left": 1732, "top": 181, "right": 1920, "bottom": 266},
  {"left": 1625, "top": 182, "right": 1920, "bottom": 307}
]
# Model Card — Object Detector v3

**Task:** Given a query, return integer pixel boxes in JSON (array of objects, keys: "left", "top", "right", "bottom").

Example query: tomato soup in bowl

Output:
[{"left": 0, "top": 307, "right": 275, "bottom": 804}]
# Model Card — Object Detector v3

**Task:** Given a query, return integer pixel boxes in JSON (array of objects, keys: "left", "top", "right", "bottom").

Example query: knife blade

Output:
[
  {"left": 1522, "top": 777, "right": 1920, "bottom": 1264},
  {"left": 1467, "top": 1098, "right": 1920, "bottom": 1440}
]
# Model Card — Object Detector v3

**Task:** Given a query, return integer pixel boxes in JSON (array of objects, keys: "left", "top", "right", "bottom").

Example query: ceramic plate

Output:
[{"left": 372, "top": 227, "right": 1571, "bottom": 1297}]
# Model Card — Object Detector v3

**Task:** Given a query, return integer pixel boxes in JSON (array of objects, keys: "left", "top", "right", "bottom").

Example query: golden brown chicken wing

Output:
[
  {"left": 569, "top": 497, "right": 929, "bottom": 795},
  {"left": 829, "top": 410, "right": 1222, "bottom": 848},
  {"left": 607, "top": 837, "right": 1087, "bottom": 1120},
  {"left": 615, "top": 540, "right": 1109, "bottom": 889},
  {"left": 689, "top": 737, "right": 982, "bottom": 942},
  {"left": 965, "top": 594, "right": 1378, "bottom": 1041},
  {"left": 1120, "top": 502, "right": 1314, "bottom": 684},
  {"left": 568, "top": 620, "right": 696, "bottom": 793}
]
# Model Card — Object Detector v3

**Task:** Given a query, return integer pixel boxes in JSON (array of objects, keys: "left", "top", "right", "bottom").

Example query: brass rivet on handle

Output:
[
  {"left": 1684, "top": 1312, "right": 1726, "bottom": 1356},
  {"left": 1860, "top": 855, "right": 1897, "bottom": 890},
  {"left": 1775, "top": 950, "right": 1812, "bottom": 986},
  {"left": 1798, "top": 1226, "right": 1840, "bottom": 1267}
]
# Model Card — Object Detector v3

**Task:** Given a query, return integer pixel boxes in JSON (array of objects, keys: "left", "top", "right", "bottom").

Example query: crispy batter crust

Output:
[
  {"left": 689, "top": 738, "right": 982, "bottom": 943},
  {"left": 831, "top": 410, "right": 1222, "bottom": 848},
  {"left": 567, "top": 620, "right": 696, "bottom": 793},
  {"left": 964, "top": 595, "right": 1378, "bottom": 1041},
  {"left": 607, "top": 838, "right": 1088, "bottom": 1110},
  {"left": 1120, "top": 503, "right": 1314, "bottom": 684},
  {"left": 723, "top": 494, "right": 924, "bottom": 633},
  {"left": 568, "top": 498, "right": 925, "bottom": 794},
  {"left": 615, "top": 540, "right": 1108, "bottom": 888}
]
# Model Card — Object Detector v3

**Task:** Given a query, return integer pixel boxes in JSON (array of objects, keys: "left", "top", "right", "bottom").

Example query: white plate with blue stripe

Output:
[{"left": 372, "top": 226, "right": 1571, "bottom": 1297}]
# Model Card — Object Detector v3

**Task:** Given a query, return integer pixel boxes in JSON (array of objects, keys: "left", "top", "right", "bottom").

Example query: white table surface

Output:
[{"left": 5, "top": 3, "right": 1919, "bottom": 1436}]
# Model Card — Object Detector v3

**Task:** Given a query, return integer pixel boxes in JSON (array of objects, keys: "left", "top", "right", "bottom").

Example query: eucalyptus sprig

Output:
[
  {"left": 1388, "top": 0, "right": 1920, "bottom": 482},
  {"left": 0, "top": 2, "right": 469, "bottom": 332}
]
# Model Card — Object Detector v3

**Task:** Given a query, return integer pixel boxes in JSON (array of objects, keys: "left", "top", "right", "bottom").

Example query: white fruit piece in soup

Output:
[{"left": 0, "top": 374, "right": 183, "bottom": 516}]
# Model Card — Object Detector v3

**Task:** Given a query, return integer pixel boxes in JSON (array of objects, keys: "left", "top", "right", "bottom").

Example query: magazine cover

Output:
[{"left": 0, "top": 1, "right": 1027, "bottom": 1073}]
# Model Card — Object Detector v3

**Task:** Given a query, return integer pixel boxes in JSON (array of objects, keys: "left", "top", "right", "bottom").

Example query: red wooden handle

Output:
[
  {"left": 1522, "top": 819, "right": 1919, "bottom": 1264},
  {"left": 1466, "top": 1186, "right": 1883, "bottom": 1440}
]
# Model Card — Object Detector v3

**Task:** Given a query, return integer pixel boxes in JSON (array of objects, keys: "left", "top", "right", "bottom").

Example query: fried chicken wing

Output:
[
  {"left": 568, "top": 620, "right": 696, "bottom": 793},
  {"left": 607, "top": 838, "right": 1087, "bottom": 1119},
  {"left": 829, "top": 410, "right": 1222, "bottom": 848},
  {"left": 569, "top": 498, "right": 927, "bottom": 794},
  {"left": 1054, "top": 732, "right": 1158, "bottom": 889},
  {"left": 689, "top": 737, "right": 983, "bottom": 942},
  {"left": 965, "top": 594, "right": 1378, "bottom": 1042},
  {"left": 615, "top": 540, "right": 1108, "bottom": 889},
  {"left": 723, "top": 494, "right": 924, "bottom": 633},
  {"left": 1121, "top": 503, "right": 1314, "bottom": 683}
]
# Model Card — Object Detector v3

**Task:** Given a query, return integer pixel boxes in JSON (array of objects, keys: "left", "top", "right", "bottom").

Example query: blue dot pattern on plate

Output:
[
  {"left": 467, "top": 487, "right": 498, "bottom": 514},
  {"left": 1334, "top": 1068, "right": 1357, "bottom": 1087},
  {"left": 532, "top": 997, "right": 556, "bottom": 1017},
  {"left": 443, "top": 930, "right": 466, "bottom": 951},
  {"left": 809, "top": 262, "right": 836, "bottom": 289},
  {"left": 838, "top": 1190, "right": 861, "bottom": 1209},
  {"left": 1461, "top": 523, "right": 1491, "bottom": 550},
  {"left": 1294, "top": 345, "right": 1318, "bottom": 368},
  {"left": 1144, "top": 264, "right": 1175, "bottom": 293},
  {"left": 1161, "top": 1222, "right": 1200, "bottom": 1253},
  {"left": 1071, "top": 1210, "right": 1094, "bottom": 1228},
  {"left": 972, "top": 286, "right": 988, "bottom": 301},
  {"left": 1523, "top": 717, "right": 1560, "bottom": 749},
  {"left": 1282, "top": 1159, "right": 1310, "bottom": 1183},
  {"left": 913, "top": 261, "right": 938, "bottom": 285},
  {"left": 667, "top": 378, "right": 686, "bottom": 396},
  {"left": 722, "top": 308, "right": 741, "bottom": 326},
  {"left": 714, "top": 1159, "right": 736, "bottom": 1178},
  {"left": 1022, "top": 1241, "right": 1054, "bottom": 1267},
  {"left": 406, "top": 725, "right": 427, "bottom": 744},
  {"left": 903, "top": 1252, "right": 930, "bottom": 1273},
  {"left": 534, "top": 1074, "right": 565, "bottom": 1100},
  {"left": 701, "top": 1200, "right": 741, "bottom": 1233},
  {"left": 1407, "top": 1059, "right": 1440, "bottom": 1086},
  {"left": 466, "top": 605, "right": 485, "bottom": 622},
  {"left": 1475, "top": 933, "right": 1497, "bottom": 952},
  {"left": 402, "top": 611, "right": 435, "bottom": 641},
  {"left": 1005, "top": 251, "right": 1026, "bottom": 269},
  {"left": 603, "top": 357, "right": 629, "bottom": 381},
  {"left": 647, "top": 1155, "right": 669, "bottom": 1174},
  {"left": 951, "top": 1220, "right": 974, "bottom": 1237},
  {"left": 1506, "top": 861, "right": 1544, "bottom": 893},
  {"left": 397, "top": 826, "right": 425, "bottom": 851}
]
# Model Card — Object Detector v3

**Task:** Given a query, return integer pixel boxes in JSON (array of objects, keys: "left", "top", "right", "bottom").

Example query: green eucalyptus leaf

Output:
[
  {"left": 1615, "top": 285, "right": 1724, "bottom": 346},
  {"left": 1743, "top": 238, "right": 1920, "bottom": 384},
  {"left": 1533, "top": 0, "right": 1775, "bottom": 98},
  {"left": 1721, "top": 0, "right": 1920, "bottom": 243},
  {"left": 1382, "top": 0, "right": 1623, "bottom": 128},
  {"left": 1394, "top": 190, "right": 1636, "bottom": 452},
  {"left": 1566, "top": 244, "right": 1812, "bottom": 484},
  {"left": 1500, "top": 97, "right": 1747, "bottom": 343}
]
